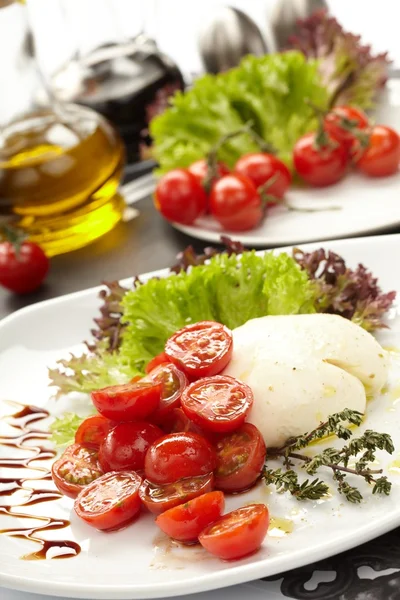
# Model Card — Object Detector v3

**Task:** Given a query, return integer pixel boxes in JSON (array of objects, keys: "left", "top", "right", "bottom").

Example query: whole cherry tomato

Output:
[
  {"left": 324, "top": 105, "right": 369, "bottom": 155},
  {"left": 209, "top": 174, "right": 263, "bottom": 231},
  {"left": 154, "top": 169, "right": 207, "bottom": 225},
  {"left": 234, "top": 153, "right": 291, "bottom": 200},
  {"left": 51, "top": 444, "right": 103, "bottom": 499},
  {"left": 144, "top": 432, "right": 216, "bottom": 485},
  {"left": 214, "top": 423, "right": 266, "bottom": 492},
  {"left": 188, "top": 159, "right": 230, "bottom": 189},
  {"left": 74, "top": 471, "right": 142, "bottom": 531},
  {"left": 181, "top": 375, "right": 253, "bottom": 434},
  {"left": 139, "top": 473, "right": 214, "bottom": 515},
  {"left": 74, "top": 414, "right": 112, "bottom": 449},
  {"left": 0, "top": 240, "right": 49, "bottom": 294},
  {"left": 165, "top": 321, "right": 233, "bottom": 380},
  {"left": 91, "top": 379, "right": 162, "bottom": 421},
  {"left": 293, "top": 131, "right": 349, "bottom": 187},
  {"left": 98, "top": 421, "right": 163, "bottom": 472},
  {"left": 356, "top": 125, "right": 400, "bottom": 177},
  {"left": 198, "top": 504, "right": 270, "bottom": 560},
  {"left": 156, "top": 491, "right": 225, "bottom": 543}
]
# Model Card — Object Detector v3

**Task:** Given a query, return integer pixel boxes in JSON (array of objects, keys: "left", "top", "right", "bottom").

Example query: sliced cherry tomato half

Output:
[
  {"left": 181, "top": 375, "right": 253, "bottom": 434},
  {"left": 91, "top": 379, "right": 162, "bottom": 421},
  {"left": 165, "top": 321, "right": 233, "bottom": 380},
  {"left": 145, "top": 352, "right": 171, "bottom": 374},
  {"left": 199, "top": 503, "right": 270, "bottom": 560},
  {"left": 156, "top": 491, "right": 225, "bottom": 543},
  {"left": 145, "top": 432, "right": 216, "bottom": 485},
  {"left": 214, "top": 423, "right": 266, "bottom": 492},
  {"left": 145, "top": 363, "right": 188, "bottom": 424},
  {"left": 74, "top": 470, "right": 142, "bottom": 531},
  {"left": 51, "top": 443, "right": 103, "bottom": 499},
  {"left": 74, "top": 414, "right": 112, "bottom": 449},
  {"left": 139, "top": 472, "right": 214, "bottom": 515},
  {"left": 98, "top": 421, "right": 163, "bottom": 473}
]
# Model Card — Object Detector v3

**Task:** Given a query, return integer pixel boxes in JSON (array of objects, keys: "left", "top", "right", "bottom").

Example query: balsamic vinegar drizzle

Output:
[{"left": 0, "top": 402, "right": 81, "bottom": 560}]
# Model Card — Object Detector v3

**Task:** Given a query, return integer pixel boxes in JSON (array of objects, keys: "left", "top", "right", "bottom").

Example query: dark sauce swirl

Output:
[{"left": 0, "top": 403, "right": 81, "bottom": 560}]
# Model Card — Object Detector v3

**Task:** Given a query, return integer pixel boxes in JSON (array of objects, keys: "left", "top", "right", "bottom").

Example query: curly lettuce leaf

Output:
[
  {"left": 49, "top": 413, "right": 85, "bottom": 447},
  {"left": 119, "top": 252, "right": 316, "bottom": 376},
  {"left": 289, "top": 10, "right": 391, "bottom": 109},
  {"left": 150, "top": 51, "right": 328, "bottom": 173}
]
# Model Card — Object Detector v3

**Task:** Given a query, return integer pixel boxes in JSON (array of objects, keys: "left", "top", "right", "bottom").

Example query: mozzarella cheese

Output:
[{"left": 223, "top": 314, "right": 388, "bottom": 448}]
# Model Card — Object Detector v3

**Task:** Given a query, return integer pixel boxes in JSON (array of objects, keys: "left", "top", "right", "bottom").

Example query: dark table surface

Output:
[{"left": 0, "top": 194, "right": 207, "bottom": 320}]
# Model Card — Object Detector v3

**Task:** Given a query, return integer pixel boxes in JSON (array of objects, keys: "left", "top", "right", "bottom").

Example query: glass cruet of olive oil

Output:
[{"left": 0, "top": 0, "right": 126, "bottom": 256}]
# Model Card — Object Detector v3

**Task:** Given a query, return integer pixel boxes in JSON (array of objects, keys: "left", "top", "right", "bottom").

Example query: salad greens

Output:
[
  {"left": 288, "top": 10, "right": 391, "bottom": 109},
  {"left": 150, "top": 51, "right": 328, "bottom": 173}
]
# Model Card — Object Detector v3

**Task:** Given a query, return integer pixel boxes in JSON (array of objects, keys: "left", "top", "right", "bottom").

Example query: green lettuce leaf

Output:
[
  {"left": 49, "top": 413, "right": 85, "bottom": 447},
  {"left": 119, "top": 251, "right": 316, "bottom": 376},
  {"left": 150, "top": 51, "right": 328, "bottom": 173}
]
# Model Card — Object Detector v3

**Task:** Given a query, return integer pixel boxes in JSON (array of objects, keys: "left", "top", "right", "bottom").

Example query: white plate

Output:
[
  {"left": 1, "top": 234, "right": 400, "bottom": 599},
  {"left": 172, "top": 80, "right": 400, "bottom": 248}
]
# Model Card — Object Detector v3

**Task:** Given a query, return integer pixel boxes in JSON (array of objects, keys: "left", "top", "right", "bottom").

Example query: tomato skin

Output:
[
  {"left": 51, "top": 444, "right": 103, "bottom": 499},
  {"left": 293, "top": 132, "right": 348, "bottom": 187},
  {"left": 181, "top": 375, "right": 253, "bottom": 434},
  {"left": 145, "top": 352, "right": 171, "bottom": 374},
  {"left": 234, "top": 153, "right": 291, "bottom": 200},
  {"left": 214, "top": 423, "right": 266, "bottom": 492},
  {"left": 188, "top": 160, "right": 230, "bottom": 188},
  {"left": 209, "top": 174, "right": 263, "bottom": 231},
  {"left": 0, "top": 241, "right": 49, "bottom": 294},
  {"left": 156, "top": 491, "right": 225, "bottom": 543},
  {"left": 356, "top": 125, "right": 400, "bottom": 177},
  {"left": 145, "top": 363, "right": 188, "bottom": 424},
  {"left": 98, "top": 421, "right": 163, "bottom": 472},
  {"left": 91, "top": 380, "right": 162, "bottom": 421},
  {"left": 74, "top": 471, "right": 142, "bottom": 531},
  {"left": 139, "top": 473, "right": 214, "bottom": 515},
  {"left": 199, "top": 504, "right": 270, "bottom": 560},
  {"left": 154, "top": 169, "right": 207, "bottom": 225},
  {"left": 74, "top": 414, "right": 112, "bottom": 449},
  {"left": 324, "top": 106, "right": 369, "bottom": 152},
  {"left": 144, "top": 432, "right": 216, "bottom": 485},
  {"left": 165, "top": 321, "right": 233, "bottom": 380}
]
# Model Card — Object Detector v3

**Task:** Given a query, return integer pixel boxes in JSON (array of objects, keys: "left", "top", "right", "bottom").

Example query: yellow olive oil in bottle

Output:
[{"left": 0, "top": 1, "right": 126, "bottom": 256}]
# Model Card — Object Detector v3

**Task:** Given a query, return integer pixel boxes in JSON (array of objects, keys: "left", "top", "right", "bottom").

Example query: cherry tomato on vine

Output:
[
  {"left": 74, "top": 414, "right": 112, "bottom": 449},
  {"left": 0, "top": 240, "right": 49, "bottom": 294},
  {"left": 293, "top": 132, "right": 349, "bottom": 187},
  {"left": 51, "top": 444, "right": 103, "bottom": 499},
  {"left": 98, "top": 421, "right": 163, "bottom": 472},
  {"left": 154, "top": 169, "right": 207, "bottom": 225},
  {"left": 234, "top": 153, "right": 291, "bottom": 200},
  {"left": 144, "top": 432, "right": 216, "bottom": 485},
  {"left": 145, "top": 363, "right": 188, "bottom": 423},
  {"left": 156, "top": 491, "right": 225, "bottom": 543},
  {"left": 324, "top": 105, "right": 369, "bottom": 154},
  {"left": 209, "top": 174, "right": 263, "bottom": 231},
  {"left": 188, "top": 159, "right": 230, "bottom": 188},
  {"left": 181, "top": 375, "right": 253, "bottom": 434},
  {"left": 165, "top": 321, "right": 233, "bottom": 380},
  {"left": 198, "top": 504, "right": 270, "bottom": 560},
  {"left": 214, "top": 423, "right": 266, "bottom": 492},
  {"left": 356, "top": 125, "right": 400, "bottom": 177},
  {"left": 91, "top": 379, "right": 162, "bottom": 421},
  {"left": 139, "top": 473, "right": 214, "bottom": 515},
  {"left": 74, "top": 471, "right": 142, "bottom": 531}
]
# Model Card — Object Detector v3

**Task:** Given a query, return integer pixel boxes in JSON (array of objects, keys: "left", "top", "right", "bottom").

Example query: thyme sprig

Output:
[{"left": 263, "top": 409, "right": 394, "bottom": 503}]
